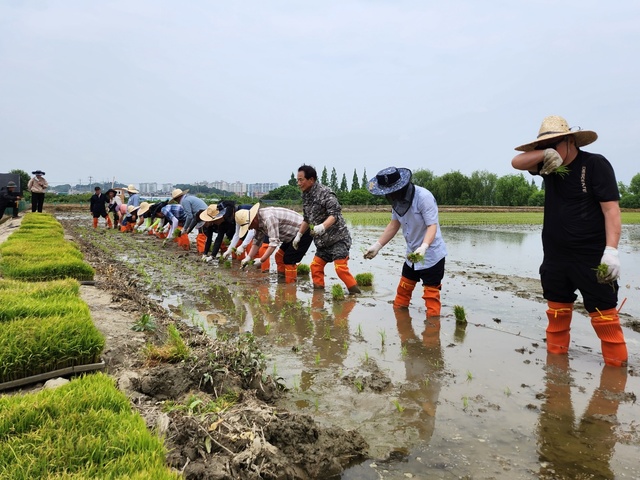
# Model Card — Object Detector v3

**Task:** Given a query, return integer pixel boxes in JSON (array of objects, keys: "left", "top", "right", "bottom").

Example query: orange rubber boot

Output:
[
  {"left": 311, "top": 256, "right": 327, "bottom": 289},
  {"left": 274, "top": 248, "right": 285, "bottom": 276},
  {"left": 422, "top": 285, "right": 442, "bottom": 317},
  {"left": 546, "top": 301, "right": 573, "bottom": 355},
  {"left": 177, "top": 233, "right": 190, "bottom": 250},
  {"left": 284, "top": 264, "right": 298, "bottom": 283},
  {"left": 259, "top": 243, "right": 271, "bottom": 272},
  {"left": 394, "top": 276, "right": 417, "bottom": 309},
  {"left": 590, "top": 308, "right": 628, "bottom": 367},
  {"left": 92, "top": 217, "right": 98, "bottom": 229},
  {"left": 334, "top": 258, "right": 360, "bottom": 294},
  {"left": 196, "top": 233, "right": 206, "bottom": 254},
  {"left": 106, "top": 216, "right": 113, "bottom": 229}
]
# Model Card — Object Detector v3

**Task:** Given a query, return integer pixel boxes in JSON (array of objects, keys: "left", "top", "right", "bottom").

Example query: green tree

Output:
[
  {"left": 10, "top": 169, "right": 30, "bottom": 193},
  {"left": 494, "top": 174, "right": 537, "bottom": 206},
  {"left": 628, "top": 173, "right": 640, "bottom": 195},
  {"left": 288, "top": 173, "right": 297, "bottom": 187},
  {"left": 261, "top": 185, "right": 301, "bottom": 201},
  {"left": 346, "top": 188, "right": 379, "bottom": 205},
  {"left": 361, "top": 168, "right": 368, "bottom": 189},
  {"left": 429, "top": 171, "right": 472, "bottom": 205},
  {"left": 351, "top": 169, "right": 359, "bottom": 191},
  {"left": 321, "top": 167, "right": 328, "bottom": 185},
  {"left": 412, "top": 169, "right": 435, "bottom": 191},
  {"left": 340, "top": 173, "right": 348, "bottom": 192},
  {"left": 468, "top": 170, "right": 497, "bottom": 206},
  {"left": 330, "top": 168, "right": 338, "bottom": 192}
]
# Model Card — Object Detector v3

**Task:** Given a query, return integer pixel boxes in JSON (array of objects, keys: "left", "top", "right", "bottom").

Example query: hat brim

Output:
[
  {"left": 32, "top": 171, "right": 45, "bottom": 175},
  {"left": 367, "top": 168, "right": 412, "bottom": 196},
  {"left": 200, "top": 207, "right": 224, "bottom": 222},
  {"left": 127, "top": 189, "right": 140, "bottom": 194},
  {"left": 171, "top": 189, "right": 189, "bottom": 200},
  {"left": 138, "top": 204, "right": 151, "bottom": 216},
  {"left": 514, "top": 130, "right": 597, "bottom": 152},
  {"left": 238, "top": 203, "right": 260, "bottom": 238}
]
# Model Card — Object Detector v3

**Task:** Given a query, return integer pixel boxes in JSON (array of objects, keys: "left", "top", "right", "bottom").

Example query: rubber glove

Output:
[
  {"left": 253, "top": 258, "right": 262, "bottom": 268},
  {"left": 292, "top": 232, "right": 302, "bottom": 250},
  {"left": 312, "top": 224, "right": 325, "bottom": 236},
  {"left": 413, "top": 242, "right": 429, "bottom": 257},
  {"left": 364, "top": 241, "right": 383, "bottom": 259},
  {"left": 599, "top": 246, "right": 620, "bottom": 282},
  {"left": 204, "top": 255, "right": 213, "bottom": 263},
  {"left": 236, "top": 245, "right": 245, "bottom": 256},
  {"left": 240, "top": 257, "right": 253, "bottom": 269},
  {"left": 540, "top": 149, "right": 563, "bottom": 175},
  {"left": 222, "top": 249, "right": 232, "bottom": 260}
]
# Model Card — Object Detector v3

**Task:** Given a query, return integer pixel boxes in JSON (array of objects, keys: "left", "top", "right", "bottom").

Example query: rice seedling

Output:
[
  {"left": 593, "top": 263, "right": 611, "bottom": 283},
  {"left": 355, "top": 272, "right": 373, "bottom": 287},
  {"left": 315, "top": 353, "right": 321, "bottom": 366},
  {"left": 454, "top": 305, "right": 467, "bottom": 324},
  {"left": 0, "top": 373, "right": 179, "bottom": 479},
  {"left": 423, "top": 378, "right": 430, "bottom": 387},
  {"left": 401, "top": 345, "right": 408, "bottom": 357},
  {"left": 343, "top": 340, "right": 349, "bottom": 351},
  {"left": 554, "top": 165, "right": 570, "bottom": 177},
  {"left": 406, "top": 252, "right": 424, "bottom": 264},
  {"left": 466, "top": 370, "right": 474, "bottom": 382},
  {"left": 292, "top": 375, "right": 300, "bottom": 392},
  {"left": 504, "top": 386, "right": 512, "bottom": 397},
  {"left": 378, "top": 329, "right": 387, "bottom": 346},
  {"left": 144, "top": 323, "right": 190, "bottom": 362},
  {"left": 323, "top": 325, "right": 332, "bottom": 340},
  {"left": 131, "top": 313, "right": 157, "bottom": 332},
  {"left": 331, "top": 284, "right": 345, "bottom": 300},
  {"left": 392, "top": 399, "right": 405, "bottom": 413},
  {"left": 265, "top": 323, "right": 272, "bottom": 335},
  {"left": 462, "top": 396, "right": 469, "bottom": 410},
  {"left": 354, "top": 378, "right": 364, "bottom": 392},
  {"left": 355, "top": 323, "right": 363, "bottom": 338},
  {"left": 297, "top": 263, "right": 311, "bottom": 275}
]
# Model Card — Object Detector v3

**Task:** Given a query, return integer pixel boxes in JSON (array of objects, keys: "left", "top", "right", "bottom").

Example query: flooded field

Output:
[{"left": 65, "top": 215, "right": 640, "bottom": 480}]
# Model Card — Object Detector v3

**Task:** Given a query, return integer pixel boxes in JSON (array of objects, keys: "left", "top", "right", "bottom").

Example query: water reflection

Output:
[
  {"left": 537, "top": 355, "right": 628, "bottom": 479},
  {"left": 309, "top": 291, "right": 354, "bottom": 368},
  {"left": 394, "top": 309, "right": 443, "bottom": 443}
]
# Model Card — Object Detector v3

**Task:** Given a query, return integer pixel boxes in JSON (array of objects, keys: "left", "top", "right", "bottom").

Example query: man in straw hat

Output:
[
  {"left": 364, "top": 167, "right": 448, "bottom": 317},
  {"left": 27, "top": 170, "right": 48, "bottom": 213},
  {"left": 126, "top": 184, "right": 141, "bottom": 208},
  {"left": 295, "top": 164, "right": 360, "bottom": 294},
  {"left": 171, "top": 188, "right": 207, "bottom": 238},
  {"left": 512, "top": 115, "right": 626, "bottom": 367},
  {"left": 0, "top": 181, "right": 21, "bottom": 220},
  {"left": 236, "top": 203, "right": 313, "bottom": 283}
]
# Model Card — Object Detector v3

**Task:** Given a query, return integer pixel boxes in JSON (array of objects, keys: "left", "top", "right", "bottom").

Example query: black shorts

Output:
[
  {"left": 539, "top": 259, "right": 618, "bottom": 312},
  {"left": 401, "top": 257, "right": 445, "bottom": 288}
]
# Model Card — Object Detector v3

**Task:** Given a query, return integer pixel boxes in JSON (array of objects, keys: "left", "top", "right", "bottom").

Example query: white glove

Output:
[
  {"left": 599, "top": 246, "right": 620, "bottom": 282},
  {"left": 292, "top": 232, "right": 302, "bottom": 250},
  {"left": 236, "top": 245, "right": 245, "bottom": 256},
  {"left": 413, "top": 242, "right": 429, "bottom": 257},
  {"left": 161, "top": 224, "right": 171, "bottom": 233},
  {"left": 540, "top": 148, "right": 563, "bottom": 175},
  {"left": 241, "top": 257, "right": 252, "bottom": 269},
  {"left": 222, "top": 249, "right": 232, "bottom": 260},
  {"left": 253, "top": 258, "right": 262, "bottom": 268},
  {"left": 364, "top": 241, "right": 383, "bottom": 259},
  {"left": 312, "top": 224, "right": 325, "bottom": 236},
  {"left": 204, "top": 255, "right": 213, "bottom": 263}
]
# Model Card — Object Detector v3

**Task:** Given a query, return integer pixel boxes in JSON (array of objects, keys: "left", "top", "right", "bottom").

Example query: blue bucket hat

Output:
[{"left": 367, "top": 167, "right": 412, "bottom": 195}]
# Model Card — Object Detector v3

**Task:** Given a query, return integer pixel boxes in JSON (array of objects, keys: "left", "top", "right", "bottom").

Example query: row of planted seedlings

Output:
[{"left": 0, "top": 213, "right": 178, "bottom": 479}]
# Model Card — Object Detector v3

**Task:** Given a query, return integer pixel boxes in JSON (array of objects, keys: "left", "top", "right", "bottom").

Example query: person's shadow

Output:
[{"left": 537, "top": 354, "right": 628, "bottom": 479}]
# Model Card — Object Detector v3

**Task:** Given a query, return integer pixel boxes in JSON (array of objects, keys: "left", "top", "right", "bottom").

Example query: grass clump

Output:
[
  {"left": 145, "top": 323, "right": 191, "bottom": 362},
  {"left": 297, "top": 263, "right": 311, "bottom": 275},
  {"left": 0, "top": 373, "right": 179, "bottom": 479},
  {"left": 454, "top": 305, "right": 467, "bottom": 324},
  {"left": 355, "top": 272, "right": 373, "bottom": 286},
  {"left": 331, "top": 284, "right": 345, "bottom": 301},
  {"left": 131, "top": 313, "right": 157, "bottom": 332}
]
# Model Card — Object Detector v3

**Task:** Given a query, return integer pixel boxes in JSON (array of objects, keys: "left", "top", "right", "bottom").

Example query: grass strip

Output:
[
  {"left": 0, "top": 373, "right": 179, "bottom": 479},
  {"left": 0, "top": 314, "right": 105, "bottom": 383}
]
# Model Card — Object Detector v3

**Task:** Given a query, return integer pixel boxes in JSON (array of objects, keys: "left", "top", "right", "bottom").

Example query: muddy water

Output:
[{"left": 70, "top": 218, "right": 640, "bottom": 480}]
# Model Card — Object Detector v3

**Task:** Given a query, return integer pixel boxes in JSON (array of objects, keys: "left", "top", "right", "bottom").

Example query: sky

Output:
[{"left": 1, "top": 1, "right": 639, "bottom": 188}]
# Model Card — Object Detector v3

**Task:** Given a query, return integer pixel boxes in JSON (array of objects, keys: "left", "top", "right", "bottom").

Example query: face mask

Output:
[{"left": 388, "top": 183, "right": 415, "bottom": 217}]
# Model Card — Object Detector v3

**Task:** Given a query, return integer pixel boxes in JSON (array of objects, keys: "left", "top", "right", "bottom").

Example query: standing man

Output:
[
  {"left": 90, "top": 186, "right": 112, "bottom": 228},
  {"left": 511, "top": 115, "right": 626, "bottom": 367},
  {"left": 237, "top": 204, "right": 313, "bottom": 283},
  {"left": 0, "top": 181, "right": 21, "bottom": 220},
  {"left": 295, "top": 164, "right": 360, "bottom": 294},
  {"left": 27, "top": 170, "right": 48, "bottom": 213},
  {"left": 364, "top": 167, "right": 447, "bottom": 317}
]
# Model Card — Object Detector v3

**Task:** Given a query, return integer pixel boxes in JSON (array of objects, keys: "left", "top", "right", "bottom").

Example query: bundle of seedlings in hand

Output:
[
  {"left": 593, "top": 263, "right": 613, "bottom": 285},
  {"left": 355, "top": 272, "right": 373, "bottom": 287},
  {"left": 406, "top": 252, "right": 424, "bottom": 264},
  {"left": 454, "top": 305, "right": 467, "bottom": 324},
  {"left": 554, "top": 165, "right": 570, "bottom": 177}
]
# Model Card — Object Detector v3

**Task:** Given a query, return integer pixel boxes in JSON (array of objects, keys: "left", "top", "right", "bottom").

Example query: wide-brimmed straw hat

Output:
[
  {"left": 199, "top": 204, "right": 225, "bottom": 222},
  {"left": 32, "top": 170, "right": 46, "bottom": 175},
  {"left": 171, "top": 188, "right": 189, "bottom": 200},
  {"left": 367, "top": 167, "right": 412, "bottom": 196},
  {"left": 514, "top": 115, "right": 598, "bottom": 152},
  {"left": 127, "top": 205, "right": 140, "bottom": 214},
  {"left": 126, "top": 184, "right": 139, "bottom": 194},
  {"left": 137, "top": 202, "right": 152, "bottom": 216},
  {"left": 235, "top": 203, "right": 260, "bottom": 238}
]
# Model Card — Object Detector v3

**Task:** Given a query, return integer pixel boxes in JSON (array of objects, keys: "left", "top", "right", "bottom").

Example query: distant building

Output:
[
  {"left": 247, "top": 182, "right": 279, "bottom": 198},
  {"left": 139, "top": 182, "right": 157, "bottom": 194},
  {"left": 161, "top": 183, "right": 173, "bottom": 193}
]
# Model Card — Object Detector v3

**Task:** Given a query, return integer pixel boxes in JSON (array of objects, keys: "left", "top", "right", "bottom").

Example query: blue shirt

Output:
[
  {"left": 161, "top": 204, "right": 186, "bottom": 238},
  {"left": 179, "top": 194, "right": 208, "bottom": 233},
  {"left": 127, "top": 193, "right": 140, "bottom": 207},
  {"left": 391, "top": 185, "right": 447, "bottom": 269}
]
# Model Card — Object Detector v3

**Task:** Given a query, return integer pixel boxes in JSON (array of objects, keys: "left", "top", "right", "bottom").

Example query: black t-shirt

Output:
[{"left": 539, "top": 150, "right": 619, "bottom": 260}]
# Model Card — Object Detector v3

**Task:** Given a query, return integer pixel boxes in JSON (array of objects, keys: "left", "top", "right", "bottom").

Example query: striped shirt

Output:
[{"left": 253, "top": 207, "right": 303, "bottom": 248}]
